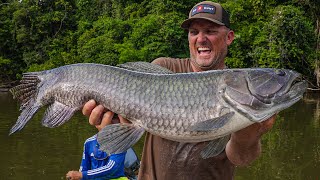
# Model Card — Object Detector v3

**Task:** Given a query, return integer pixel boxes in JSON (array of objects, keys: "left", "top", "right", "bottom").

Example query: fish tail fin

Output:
[
  {"left": 9, "top": 73, "right": 42, "bottom": 135},
  {"left": 97, "top": 124, "right": 145, "bottom": 154}
]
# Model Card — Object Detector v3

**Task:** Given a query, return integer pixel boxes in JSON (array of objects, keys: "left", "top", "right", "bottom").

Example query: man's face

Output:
[{"left": 188, "top": 19, "right": 234, "bottom": 71}]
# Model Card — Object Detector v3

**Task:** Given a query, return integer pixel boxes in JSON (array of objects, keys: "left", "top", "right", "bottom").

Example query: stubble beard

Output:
[{"left": 190, "top": 47, "right": 228, "bottom": 71}]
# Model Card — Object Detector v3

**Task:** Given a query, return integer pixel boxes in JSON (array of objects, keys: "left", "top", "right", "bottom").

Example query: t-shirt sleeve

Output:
[
  {"left": 152, "top": 57, "right": 193, "bottom": 73},
  {"left": 152, "top": 57, "right": 172, "bottom": 69}
]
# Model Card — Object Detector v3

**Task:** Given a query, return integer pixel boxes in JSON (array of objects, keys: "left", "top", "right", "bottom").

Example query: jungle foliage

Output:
[{"left": 0, "top": 0, "right": 319, "bottom": 86}]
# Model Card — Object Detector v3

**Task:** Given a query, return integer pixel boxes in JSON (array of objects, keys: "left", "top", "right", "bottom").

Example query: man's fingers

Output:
[
  {"left": 82, "top": 99, "right": 97, "bottom": 116},
  {"left": 96, "top": 111, "right": 114, "bottom": 131},
  {"left": 83, "top": 99, "right": 132, "bottom": 127},
  {"left": 102, "top": 111, "right": 114, "bottom": 125},
  {"left": 89, "top": 105, "right": 105, "bottom": 125},
  {"left": 66, "top": 171, "right": 75, "bottom": 180},
  {"left": 260, "top": 114, "right": 277, "bottom": 133},
  {"left": 119, "top": 115, "right": 131, "bottom": 124}
]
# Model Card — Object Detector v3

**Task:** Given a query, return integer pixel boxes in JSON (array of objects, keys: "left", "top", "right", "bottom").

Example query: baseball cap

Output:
[{"left": 181, "top": 1, "right": 230, "bottom": 29}]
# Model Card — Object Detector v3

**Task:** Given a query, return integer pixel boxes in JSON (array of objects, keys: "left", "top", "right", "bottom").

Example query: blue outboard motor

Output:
[{"left": 124, "top": 148, "right": 140, "bottom": 180}]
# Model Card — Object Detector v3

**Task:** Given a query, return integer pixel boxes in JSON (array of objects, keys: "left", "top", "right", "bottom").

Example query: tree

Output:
[
  {"left": 293, "top": 0, "right": 320, "bottom": 87},
  {"left": 250, "top": 5, "right": 316, "bottom": 82},
  {"left": 0, "top": 0, "right": 319, "bottom": 85},
  {"left": 224, "top": 1, "right": 318, "bottom": 85}
]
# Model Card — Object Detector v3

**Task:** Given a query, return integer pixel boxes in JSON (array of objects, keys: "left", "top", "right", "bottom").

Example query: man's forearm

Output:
[
  {"left": 225, "top": 135, "right": 262, "bottom": 166},
  {"left": 225, "top": 116, "right": 276, "bottom": 166}
]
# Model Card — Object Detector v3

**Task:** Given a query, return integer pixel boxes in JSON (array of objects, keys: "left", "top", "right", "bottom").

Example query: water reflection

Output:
[
  {"left": 0, "top": 92, "right": 319, "bottom": 179},
  {"left": 236, "top": 93, "right": 320, "bottom": 180},
  {"left": 1, "top": 93, "right": 95, "bottom": 179},
  {"left": 0, "top": 92, "right": 145, "bottom": 180}
]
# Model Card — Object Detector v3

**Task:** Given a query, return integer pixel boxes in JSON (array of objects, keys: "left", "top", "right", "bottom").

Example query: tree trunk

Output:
[{"left": 315, "top": 19, "right": 320, "bottom": 87}]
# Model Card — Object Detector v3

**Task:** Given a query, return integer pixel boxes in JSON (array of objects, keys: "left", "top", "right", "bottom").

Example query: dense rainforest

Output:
[{"left": 0, "top": 0, "right": 319, "bottom": 88}]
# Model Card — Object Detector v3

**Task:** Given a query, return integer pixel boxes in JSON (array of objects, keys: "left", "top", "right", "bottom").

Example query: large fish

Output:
[{"left": 10, "top": 62, "right": 307, "bottom": 158}]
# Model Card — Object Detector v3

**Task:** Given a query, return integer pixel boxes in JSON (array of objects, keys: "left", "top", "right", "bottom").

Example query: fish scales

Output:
[
  {"left": 48, "top": 65, "right": 218, "bottom": 131},
  {"left": 10, "top": 62, "right": 307, "bottom": 158},
  {"left": 115, "top": 70, "right": 220, "bottom": 136}
]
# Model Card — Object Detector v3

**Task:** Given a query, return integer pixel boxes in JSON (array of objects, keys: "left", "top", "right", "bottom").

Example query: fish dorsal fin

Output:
[
  {"left": 201, "top": 135, "right": 230, "bottom": 159},
  {"left": 118, "top": 61, "right": 174, "bottom": 74},
  {"left": 97, "top": 123, "right": 145, "bottom": 154},
  {"left": 42, "top": 101, "right": 77, "bottom": 128},
  {"left": 188, "top": 112, "right": 234, "bottom": 132}
]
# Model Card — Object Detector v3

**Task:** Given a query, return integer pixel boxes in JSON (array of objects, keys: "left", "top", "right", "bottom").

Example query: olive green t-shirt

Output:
[{"left": 137, "top": 57, "right": 235, "bottom": 180}]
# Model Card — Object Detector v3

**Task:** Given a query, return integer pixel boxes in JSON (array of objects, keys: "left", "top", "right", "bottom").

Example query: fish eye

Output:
[{"left": 276, "top": 69, "right": 286, "bottom": 76}]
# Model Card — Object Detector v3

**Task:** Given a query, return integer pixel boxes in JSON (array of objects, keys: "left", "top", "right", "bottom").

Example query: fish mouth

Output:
[
  {"left": 288, "top": 76, "right": 306, "bottom": 94},
  {"left": 271, "top": 79, "right": 307, "bottom": 104}
]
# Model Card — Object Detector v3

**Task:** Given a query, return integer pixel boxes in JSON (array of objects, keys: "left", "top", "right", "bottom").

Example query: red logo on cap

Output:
[{"left": 198, "top": 6, "right": 203, "bottom": 11}]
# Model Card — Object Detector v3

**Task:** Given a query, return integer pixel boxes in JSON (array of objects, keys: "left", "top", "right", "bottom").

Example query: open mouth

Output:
[{"left": 197, "top": 47, "right": 211, "bottom": 55}]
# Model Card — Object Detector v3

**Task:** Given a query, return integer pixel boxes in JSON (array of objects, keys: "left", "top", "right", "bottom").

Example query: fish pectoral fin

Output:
[
  {"left": 200, "top": 135, "right": 230, "bottom": 159},
  {"left": 97, "top": 123, "right": 145, "bottom": 154},
  {"left": 188, "top": 112, "right": 235, "bottom": 132},
  {"left": 42, "top": 101, "right": 77, "bottom": 128}
]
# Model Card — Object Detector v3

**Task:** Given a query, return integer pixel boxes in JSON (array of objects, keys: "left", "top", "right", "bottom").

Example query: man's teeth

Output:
[{"left": 198, "top": 47, "right": 211, "bottom": 52}]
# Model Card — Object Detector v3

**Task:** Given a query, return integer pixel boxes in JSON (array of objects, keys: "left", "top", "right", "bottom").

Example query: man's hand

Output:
[
  {"left": 226, "top": 114, "right": 277, "bottom": 166},
  {"left": 82, "top": 99, "right": 130, "bottom": 130},
  {"left": 66, "top": 171, "right": 82, "bottom": 180},
  {"left": 232, "top": 114, "right": 276, "bottom": 143}
]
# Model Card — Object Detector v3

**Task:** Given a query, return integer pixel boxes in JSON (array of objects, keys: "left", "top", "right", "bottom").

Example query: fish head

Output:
[{"left": 221, "top": 68, "right": 307, "bottom": 121}]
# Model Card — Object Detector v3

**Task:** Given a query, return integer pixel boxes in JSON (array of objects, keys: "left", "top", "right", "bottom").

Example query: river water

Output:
[{"left": 0, "top": 92, "right": 319, "bottom": 179}]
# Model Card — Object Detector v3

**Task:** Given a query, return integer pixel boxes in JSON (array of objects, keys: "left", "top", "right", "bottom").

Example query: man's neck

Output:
[{"left": 190, "top": 60, "right": 227, "bottom": 72}]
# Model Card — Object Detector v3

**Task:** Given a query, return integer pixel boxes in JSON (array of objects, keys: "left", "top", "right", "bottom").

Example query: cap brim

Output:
[{"left": 180, "top": 17, "right": 225, "bottom": 29}]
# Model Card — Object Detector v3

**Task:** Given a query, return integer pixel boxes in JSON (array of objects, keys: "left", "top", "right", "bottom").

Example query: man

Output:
[
  {"left": 82, "top": 1, "right": 276, "bottom": 179},
  {"left": 66, "top": 116, "right": 128, "bottom": 180}
]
